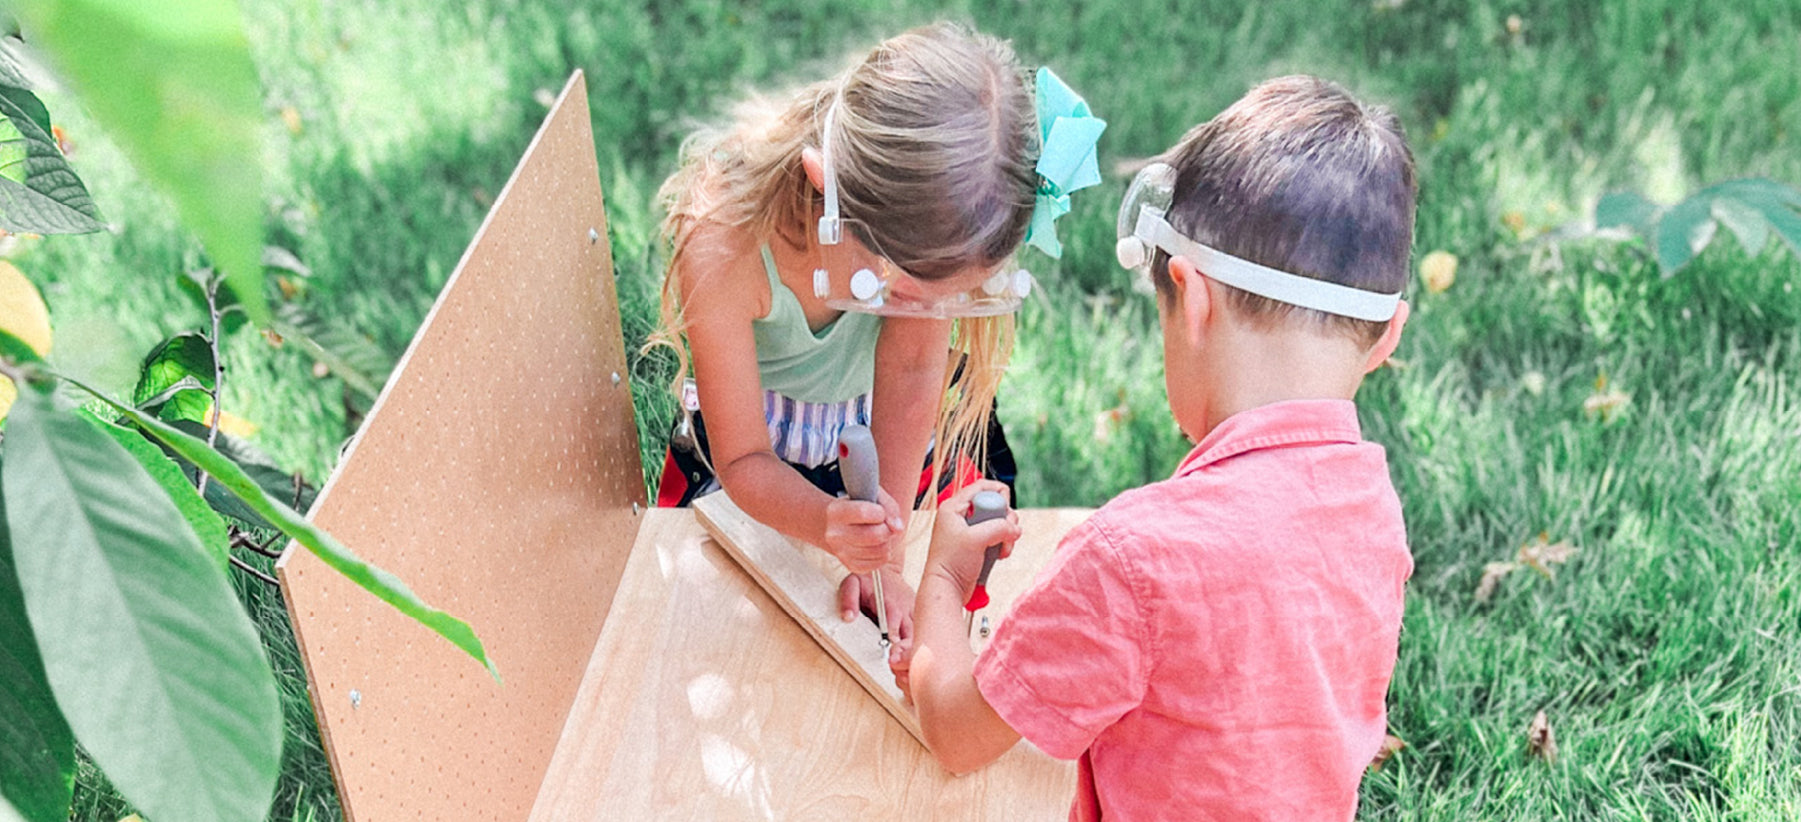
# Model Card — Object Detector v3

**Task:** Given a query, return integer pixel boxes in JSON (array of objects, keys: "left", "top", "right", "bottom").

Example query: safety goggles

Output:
[
  {"left": 1114, "top": 162, "right": 1402, "bottom": 322},
  {"left": 812, "top": 100, "right": 1034, "bottom": 318}
]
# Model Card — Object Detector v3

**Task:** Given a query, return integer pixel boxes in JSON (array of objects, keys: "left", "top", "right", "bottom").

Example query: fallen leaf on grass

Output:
[
  {"left": 1517, "top": 532, "right": 1578, "bottom": 578},
  {"left": 1526, "top": 710, "right": 1557, "bottom": 763},
  {"left": 1584, "top": 373, "right": 1630, "bottom": 421},
  {"left": 1475, "top": 561, "right": 1519, "bottom": 603},
  {"left": 1370, "top": 733, "right": 1406, "bottom": 770},
  {"left": 1420, "top": 250, "right": 1458, "bottom": 293},
  {"left": 1475, "top": 533, "right": 1578, "bottom": 602},
  {"left": 280, "top": 105, "right": 303, "bottom": 134}
]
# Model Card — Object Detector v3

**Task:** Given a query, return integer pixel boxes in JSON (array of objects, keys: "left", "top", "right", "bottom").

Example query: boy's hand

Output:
[
  {"left": 822, "top": 488, "right": 906, "bottom": 573},
  {"left": 924, "top": 480, "right": 1020, "bottom": 603}
]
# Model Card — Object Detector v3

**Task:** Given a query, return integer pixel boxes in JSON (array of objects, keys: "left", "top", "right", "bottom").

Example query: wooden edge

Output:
[{"left": 693, "top": 491, "right": 927, "bottom": 747}]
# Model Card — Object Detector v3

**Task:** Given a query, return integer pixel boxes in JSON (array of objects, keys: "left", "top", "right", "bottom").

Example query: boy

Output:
[{"left": 900, "top": 76, "right": 1417, "bottom": 820}]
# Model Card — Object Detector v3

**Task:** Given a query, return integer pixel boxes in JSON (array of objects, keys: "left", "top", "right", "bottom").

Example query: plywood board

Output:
[
  {"left": 692, "top": 491, "right": 922, "bottom": 745},
  {"left": 531, "top": 507, "right": 1092, "bottom": 821},
  {"left": 276, "top": 70, "right": 645, "bottom": 822}
]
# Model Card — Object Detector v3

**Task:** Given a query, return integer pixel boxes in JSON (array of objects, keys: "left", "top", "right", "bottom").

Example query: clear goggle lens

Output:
[{"left": 813, "top": 217, "right": 1034, "bottom": 318}]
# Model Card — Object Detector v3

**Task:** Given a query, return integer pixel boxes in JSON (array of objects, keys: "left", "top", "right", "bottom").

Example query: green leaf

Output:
[
  {"left": 0, "top": 86, "right": 99, "bottom": 235},
  {"left": 1, "top": 389, "right": 280, "bottom": 822},
  {"left": 152, "top": 420, "right": 315, "bottom": 530},
  {"left": 132, "top": 332, "right": 214, "bottom": 405},
  {"left": 14, "top": 0, "right": 268, "bottom": 323},
  {"left": 0, "top": 328, "right": 39, "bottom": 366},
  {"left": 0, "top": 473, "right": 76, "bottom": 822},
  {"left": 272, "top": 303, "right": 392, "bottom": 402},
  {"left": 68, "top": 376, "right": 499, "bottom": 680},
  {"left": 139, "top": 380, "right": 213, "bottom": 426},
  {"left": 0, "top": 87, "right": 49, "bottom": 144},
  {"left": 1654, "top": 195, "right": 1717, "bottom": 277},
  {"left": 85, "top": 413, "right": 229, "bottom": 569},
  {"left": 1711, "top": 196, "right": 1770, "bottom": 257},
  {"left": 1595, "top": 191, "right": 1659, "bottom": 238}
]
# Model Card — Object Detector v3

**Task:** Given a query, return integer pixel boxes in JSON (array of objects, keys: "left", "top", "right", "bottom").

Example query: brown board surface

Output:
[
  {"left": 532, "top": 507, "right": 1091, "bottom": 820},
  {"left": 276, "top": 71, "right": 645, "bottom": 821}
]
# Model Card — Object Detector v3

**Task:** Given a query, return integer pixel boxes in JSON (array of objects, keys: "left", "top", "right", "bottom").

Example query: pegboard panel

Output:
[{"left": 276, "top": 70, "right": 645, "bottom": 822}]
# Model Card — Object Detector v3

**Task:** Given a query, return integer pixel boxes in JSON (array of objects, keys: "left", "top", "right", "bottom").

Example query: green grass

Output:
[{"left": 22, "top": 0, "right": 1800, "bottom": 818}]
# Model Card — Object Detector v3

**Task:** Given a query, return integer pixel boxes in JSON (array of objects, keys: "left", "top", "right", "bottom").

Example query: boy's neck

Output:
[{"left": 1190, "top": 321, "right": 1368, "bottom": 437}]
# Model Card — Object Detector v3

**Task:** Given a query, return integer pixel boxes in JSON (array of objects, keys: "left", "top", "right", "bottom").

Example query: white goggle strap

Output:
[
  {"left": 817, "top": 96, "right": 843, "bottom": 246},
  {"left": 1133, "top": 210, "right": 1401, "bottom": 322}
]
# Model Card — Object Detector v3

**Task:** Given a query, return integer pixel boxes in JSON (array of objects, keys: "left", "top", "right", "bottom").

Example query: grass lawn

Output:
[{"left": 26, "top": 0, "right": 1800, "bottom": 818}]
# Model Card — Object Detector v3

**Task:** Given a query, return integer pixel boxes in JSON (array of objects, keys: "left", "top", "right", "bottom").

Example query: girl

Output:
[{"left": 649, "top": 22, "right": 1098, "bottom": 656}]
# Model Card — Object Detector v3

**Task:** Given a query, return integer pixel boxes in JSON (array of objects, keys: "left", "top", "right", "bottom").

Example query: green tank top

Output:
[{"left": 752, "top": 244, "right": 883, "bottom": 403}]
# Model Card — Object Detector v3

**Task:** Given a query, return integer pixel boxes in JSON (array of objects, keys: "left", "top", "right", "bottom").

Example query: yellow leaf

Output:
[
  {"left": 1420, "top": 250, "right": 1458, "bottom": 294},
  {"left": 203, "top": 407, "right": 261, "bottom": 438},
  {"left": 0, "top": 260, "right": 52, "bottom": 420},
  {"left": 280, "top": 105, "right": 303, "bottom": 134}
]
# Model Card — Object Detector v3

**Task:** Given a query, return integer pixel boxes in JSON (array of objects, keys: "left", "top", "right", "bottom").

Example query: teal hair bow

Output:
[{"left": 1024, "top": 67, "right": 1107, "bottom": 259}]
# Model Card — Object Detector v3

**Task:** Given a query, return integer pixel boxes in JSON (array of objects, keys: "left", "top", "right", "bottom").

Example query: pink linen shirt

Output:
[{"left": 974, "top": 399, "right": 1412, "bottom": 821}]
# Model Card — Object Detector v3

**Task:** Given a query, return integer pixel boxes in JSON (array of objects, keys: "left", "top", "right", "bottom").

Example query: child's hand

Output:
[
  {"left": 839, "top": 564, "right": 915, "bottom": 653},
  {"left": 924, "top": 480, "right": 1021, "bottom": 602},
  {"left": 822, "top": 488, "right": 906, "bottom": 573}
]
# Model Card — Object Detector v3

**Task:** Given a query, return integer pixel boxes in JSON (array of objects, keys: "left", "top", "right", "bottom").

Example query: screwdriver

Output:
[
  {"left": 836, "top": 425, "right": 891, "bottom": 648},
  {"left": 962, "top": 490, "right": 1009, "bottom": 632}
]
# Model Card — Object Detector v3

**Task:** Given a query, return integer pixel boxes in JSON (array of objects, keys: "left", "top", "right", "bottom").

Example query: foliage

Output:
[
  {"left": 1596, "top": 178, "right": 1801, "bottom": 276},
  {"left": 0, "top": 37, "right": 99, "bottom": 235},
  {"left": 21, "top": 0, "right": 1801, "bottom": 819},
  {"left": 9, "top": 0, "right": 268, "bottom": 322}
]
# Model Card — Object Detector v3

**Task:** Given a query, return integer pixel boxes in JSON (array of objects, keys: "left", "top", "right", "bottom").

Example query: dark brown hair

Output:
[{"left": 1151, "top": 75, "right": 1416, "bottom": 345}]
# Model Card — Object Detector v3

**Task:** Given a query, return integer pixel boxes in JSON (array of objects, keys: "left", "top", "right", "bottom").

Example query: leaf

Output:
[
  {"left": 132, "top": 332, "right": 214, "bottom": 405},
  {"left": 151, "top": 420, "right": 314, "bottom": 530},
  {"left": 1369, "top": 734, "right": 1406, "bottom": 771},
  {"left": 272, "top": 303, "right": 392, "bottom": 402},
  {"left": 261, "top": 245, "right": 310, "bottom": 278},
  {"left": 0, "top": 476, "right": 77, "bottom": 822},
  {"left": 0, "top": 88, "right": 98, "bottom": 235},
  {"left": 1419, "top": 250, "right": 1457, "bottom": 294},
  {"left": 1516, "top": 533, "right": 1578, "bottom": 579},
  {"left": 1, "top": 389, "right": 280, "bottom": 822},
  {"left": 1595, "top": 191, "right": 1659, "bottom": 238},
  {"left": 1474, "top": 561, "right": 1519, "bottom": 603},
  {"left": 1654, "top": 195, "right": 1716, "bottom": 277},
  {"left": 1526, "top": 710, "right": 1558, "bottom": 763},
  {"left": 1711, "top": 196, "right": 1770, "bottom": 257},
  {"left": 14, "top": 0, "right": 268, "bottom": 322},
  {"left": 85, "top": 412, "right": 228, "bottom": 569},
  {"left": 0, "top": 87, "right": 49, "bottom": 146},
  {"left": 66, "top": 376, "right": 498, "bottom": 679}
]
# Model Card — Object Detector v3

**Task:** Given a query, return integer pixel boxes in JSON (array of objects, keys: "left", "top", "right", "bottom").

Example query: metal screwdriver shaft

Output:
[
  {"left": 836, "top": 425, "right": 890, "bottom": 648},
  {"left": 962, "top": 490, "right": 1010, "bottom": 632}
]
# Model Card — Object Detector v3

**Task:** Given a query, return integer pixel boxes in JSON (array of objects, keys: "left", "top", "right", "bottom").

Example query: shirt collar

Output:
[{"left": 1173, "top": 399, "right": 1365, "bottom": 479}]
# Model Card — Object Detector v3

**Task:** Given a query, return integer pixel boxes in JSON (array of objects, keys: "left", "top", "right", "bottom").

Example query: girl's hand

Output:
[
  {"left": 924, "top": 480, "right": 1020, "bottom": 602},
  {"left": 822, "top": 487, "right": 906, "bottom": 573},
  {"left": 839, "top": 564, "right": 916, "bottom": 659}
]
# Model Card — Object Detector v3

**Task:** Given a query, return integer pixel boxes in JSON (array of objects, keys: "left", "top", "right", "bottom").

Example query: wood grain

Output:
[
  {"left": 530, "top": 508, "right": 1093, "bottom": 821},
  {"left": 692, "top": 491, "right": 924, "bottom": 745}
]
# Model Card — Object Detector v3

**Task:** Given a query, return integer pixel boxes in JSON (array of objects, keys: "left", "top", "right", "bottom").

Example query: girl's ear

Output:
[
  {"left": 1363, "top": 299, "right": 1410, "bottom": 374},
  {"left": 800, "top": 148, "right": 826, "bottom": 194},
  {"left": 1167, "top": 255, "right": 1213, "bottom": 348}
]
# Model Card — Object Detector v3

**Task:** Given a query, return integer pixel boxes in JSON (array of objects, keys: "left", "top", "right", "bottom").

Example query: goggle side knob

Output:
[
  {"left": 850, "top": 268, "right": 882, "bottom": 301},
  {"left": 1116, "top": 236, "right": 1148, "bottom": 270}
]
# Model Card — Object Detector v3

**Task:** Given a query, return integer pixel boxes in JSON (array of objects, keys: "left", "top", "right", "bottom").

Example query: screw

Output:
[
  {"left": 631, "top": 501, "right": 642, "bottom": 516},
  {"left": 588, "top": 228, "right": 600, "bottom": 244},
  {"left": 611, "top": 372, "right": 621, "bottom": 386},
  {"left": 979, "top": 616, "right": 991, "bottom": 638},
  {"left": 349, "top": 689, "right": 362, "bottom": 709}
]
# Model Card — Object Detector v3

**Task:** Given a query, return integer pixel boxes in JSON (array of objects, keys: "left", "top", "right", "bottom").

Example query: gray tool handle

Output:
[
  {"left": 837, "top": 424, "right": 881, "bottom": 503},
  {"left": 967, "top": 490, "right": 1009, "bottom": 589}
]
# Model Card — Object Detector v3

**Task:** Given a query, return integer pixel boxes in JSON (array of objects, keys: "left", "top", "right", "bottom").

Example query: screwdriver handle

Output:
[
  {"left": 963, "top": 490, "right": 1009, "bottom": 612},
  {"left": 835, "top": 425, "right": 890, "bottom": 644}
]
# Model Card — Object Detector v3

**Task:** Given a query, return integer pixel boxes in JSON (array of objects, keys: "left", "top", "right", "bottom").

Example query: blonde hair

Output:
[{"left": 648, "top": 22, "right": 1039, "bottom": 492}]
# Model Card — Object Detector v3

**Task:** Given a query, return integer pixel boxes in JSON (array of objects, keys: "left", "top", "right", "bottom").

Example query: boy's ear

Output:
[
  {"left": 800, "top": 148, "right": 827, "bottom": 194},
  {"left": 1167, "top": 255, "right": 1213, "bottom": 347},
  {"left": 1362, "top": 299, "right": 1410, "bottom": 374}
]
